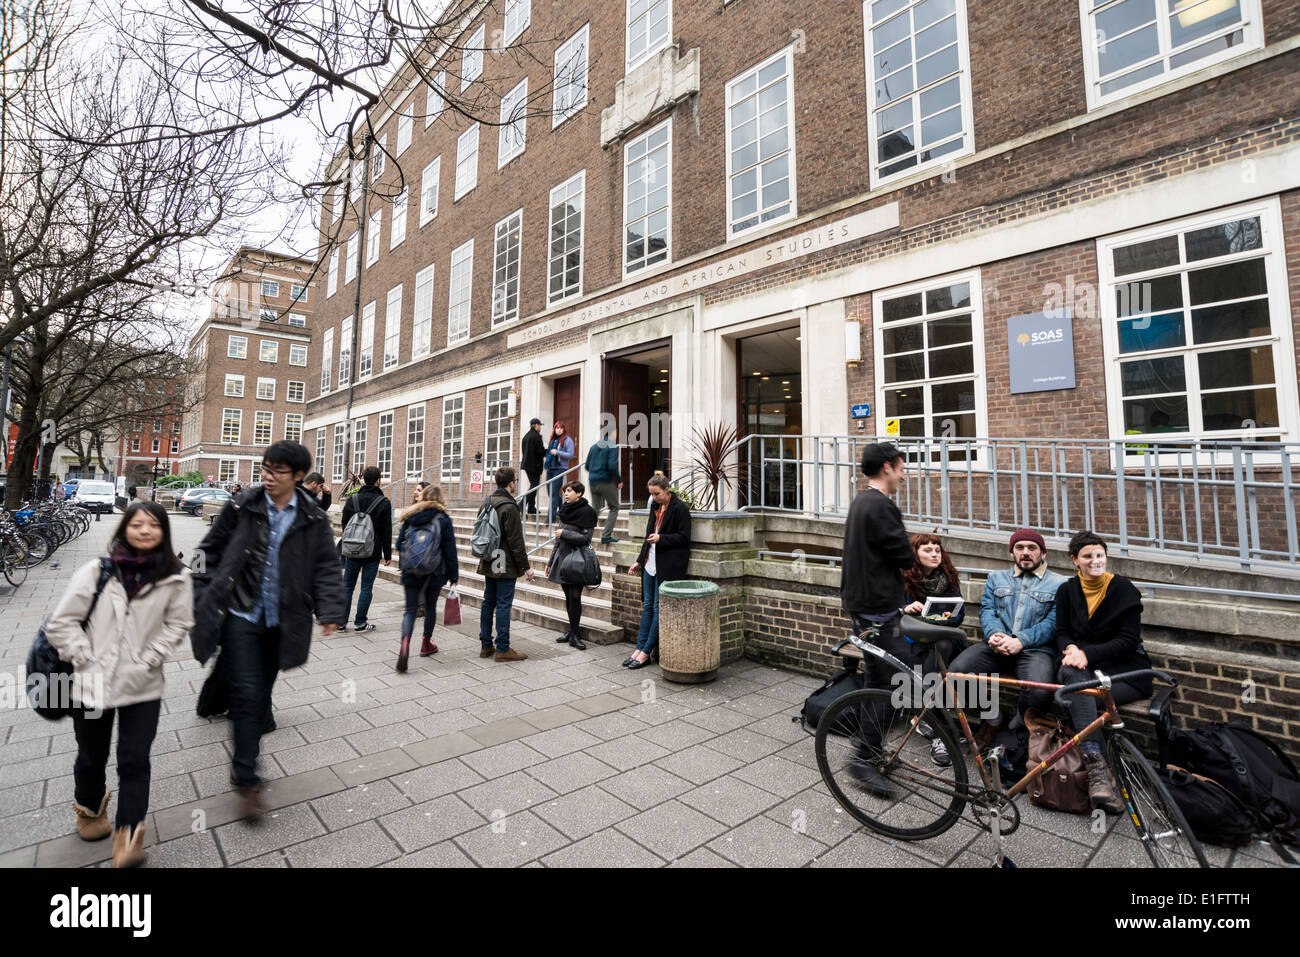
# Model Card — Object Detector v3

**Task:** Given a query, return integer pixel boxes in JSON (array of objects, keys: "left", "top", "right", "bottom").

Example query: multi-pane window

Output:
[
  {"left": 448, "top": 240, "right": 474, "bottom": 346},
  {"left": 151, "top": 438, "right": 160, "bottom": 454},
  {"left": 332, "top": 185, "right": 342, "bottom": 222},
  {"left": 131, "top": 438, "right": 140, "bottom": 452},
  {"left": 492, "top": 210, "right": 523, "bottom": 327},
  {"left": 170, "top": 439, "right": 179, "bottom": 454},
  {"left": 420, "top": 157, "right": 441, "bottom": 226},
  {"left": 220, "top": 459, "right": 238, "bottom": 483},
  {"left": 259, "top": 308, "right": 277, "bottom": 323},
  {"left": 549, "top": 171, "right": 585, "bottom": 304},
  {"left": 426, "top": 71, "right": 445, "bottom": 127},
  {"left": 333, "top": 423, "right": 347, "bottom": 482},
  {"left": 316, "top": 430, "right": 326, "bottom": 474},
  {"left": 321, "top": 328, "right": 334, "bottom": 392},
  {"left": 499, "top": 79, "right": 527, "bottom": 167},
  {"left": 288, "top": 314, "right": 306, "bottom": 327},
  {"left": 876, "top": 274, "right": 984, "bottom": 456},
  {"left": 261, "top": 280, "right": 279, "bottom": 298},
  {"left": 256, "top": 377, "right": 275, "bottom": 400},
  {"left": 287, "top": 381, "right": 305, "bottom": 403},
  {"left": 366, "top": 210, "right": 382, "bottom": 265},
  {"left": 224, "top": 374, "right": 244, "bottom": 397},
  {"left": 413, "top": 264, "right": 435, "bottom": 359},
  {"left": 260, "top": 340, "right": 278, "bottom": 363},
  {"left": 358, "top": 301, "right": 376, "bottom": 379},
  {"left": 863, "top": 0, "right": 974, "bottom": 185},
  {"left": 390, "top": 188, "right": 407, "bottom": 249},
  {"left": 371, "top": 135, "right": 386, "bottom": 181},
  {"left": 222, "top": 408, "right": 242, "bottom": 444},
  {"left": 227, "top": 335, "right": 247, "bottom": 359},
  {"left": 1100, "top": 202, "right": 1294, "bottom": 449},
  {"left": 353, "top": 417, "right": 367, "bottom": 469},
  {"left": 553, "top": 24, "right": 589, "bottom": 126},
  {"left": 384, "top": 285, "right": 402, "bottom": 370},
  {"left": 377, "top": 412, "right": 394, "bottom": 478},
  {"left": 290, "top": 284, "right": 308, "bottom": 303},
  {"left": 397, "top": 103, "right": 413, "bottom": 155},
  {"left": 505, "top": 0, "right": 531, "bottom": 45},
  {"left": 326, "top": 250, "right": 339, "bottom": 298},
  {"left": 624, "top": 120, "right": 671, "bottom": 274},
  {"left": 485, "top": 385, "right": 514, "bottom": 471},
  {"left": 345, "top": 232, "right": 359, "bottom": 283},
  {"left": 284, "top": 413, "right": 304, "bottom": 444},
  {"left": 726, "top": 48, "right": 796, "bottom": 237},
  {"left": 1081, "top": 0, "right": 1261, "bottom": 106},
  {"left": 351, "top": 159, "right": 364, "bottom": 194},
  {"left": 153, "top": 419, "right": 162, "bottom": 432},
  {"left": 289, "top": 343, "right": 307, "bottom": 367},
  {"left": 440, "top": 396, "right": 464, "bottom": 482},
  {"left": 462, "top": 24, "right": 485, "bottom": 89},
  {"left": 254, "top": 411, "right": 273, "bottom": 445},
  {"left": 627, "top": 0, "right": 671, "bottom": 69},
  {"left": 406, "top": 405, "right": 425, "bottom": 478},
  {"left": 455, "top": 125, "right": 479, "bottom": 200},
  {"left": 339, "top": 316, "right": 353, "bottom": 386}
]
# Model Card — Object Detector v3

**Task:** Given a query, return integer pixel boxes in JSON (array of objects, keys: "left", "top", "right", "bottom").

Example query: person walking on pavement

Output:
[
  {"left": 53, "top": 479, "right": 66, "bottom": 501},
  {"left": 394, "top": 485, "right": 459, "bottom": 671},
  {"left": 626, "top": 473, "right": 691, "bottom": 670},
  {"left": 544, "top": 421, "right": 575, "bottom": 524},
  {"left": 45, "top": 501, "right": 193, "bottom": 867},
  {"left": 585, "top": 425, "right": 622, "bottom": 544},
  {"left": 303, "top": 472, "right": 332, "bottom": 511},
  {"left": 477, "top": 466, "right": 534, "bottom": 661},
  {"left": 190, "top": 441, "right": 345, "bottom": 820},
  {"left": 411, "top": 480, "right": 430, "bottom": 506},
  {"left": 339, "top": 466, "right": 393, "bottom": 632},
  {"left": 521, "top": 417, "right": 545, "bottom": 517},
  {"left": 546, "top": 481, "right": 598, "bottom": 651}
]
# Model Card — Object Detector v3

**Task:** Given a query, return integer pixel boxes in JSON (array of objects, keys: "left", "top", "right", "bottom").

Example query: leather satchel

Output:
[{"left": 1024, "top": 708, "right": 1091, "bottom": 815}]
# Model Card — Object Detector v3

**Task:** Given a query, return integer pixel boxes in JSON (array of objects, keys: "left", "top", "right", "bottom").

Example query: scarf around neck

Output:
[
  {"left": 1078, "top": 571, "right": 1114, "bottom": 618},
  {"left": 110, "top": 541, "right": 161, "bottom": 600},
  {"left": 915, "top": 567, "right": 951, "bottom": 598}
]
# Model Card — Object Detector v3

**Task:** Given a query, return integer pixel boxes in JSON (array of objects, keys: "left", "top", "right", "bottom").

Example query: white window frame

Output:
[
  {"left": 391, "top": 187, "right": 408, "bottom": 249},
  {"left": 259, "top": 340, "right": 278, "bottom": 363},
  {"left": 484, "top": 383, "right": 514, "bottom": 472},
  {"left": 626, "top": 0, "right": 672, "bottom": 70},
  {"left": 426, "top": 70, "right": 446, "bottom": 127},
  {"left": 448, "top": 239, "right": 474, "bottom": 346},
  {"left": 256, "top": 377, "right": 276, "bottom": 401},
  {"left": 151, "top": 438, "right": 160, "bottom": 454},
  {"left": 377, "top": 411, "right": 394, "bottom": 479},
  {"left": 261, "top": 279, "right": 280, "bottom": 299},
  {"left": 331, "top": 185, "right": 342, "bottom": 223},
  {"left": 371, "top": 134, "right": 386, "bottom": 182},
  {"left": 170, "top": 439, "right": 180, "bottom": 454},
  {"left": 440, "top": 394, "right": 465, "bottom": 483},
  {"left": 358, "top": 300, "right": 376, "bottom": 380},
  {"left": 289, "top": 343, "right": 307, "bottom": 367},
  {"left": 366, "top": 210, "right": 382, "bottom": 266},
  {"left": 1078, "top": 0, "right": 1263, "bottom": 111},
  {"left": 254, "top": 410, "right": 274, "bottom": 446},
  {"left": 861, "top": 0, "right": 976, "bottom": 189},
  {"left": 463, "top": 24, "right": 485, "bottom": 90},
  {"left": 345, "top": 232, "right": 359, "bottom": 284},
  {"left": 221, "top": 408, "right": 242, "bottom": 445},
  {"left": 725, "top": 45, "right": 799, "bottom": 239},
  {"left": 872, "top": 269, "right": 989, "bottom": 468},
  {"left": 413, "top": 264, "right": 435, "bottom": 359},
  {"left": 320, "top": 328, "right": 334, "bottom": 393},
  {"left": 287, "top": 381, "right": 305, "bottom": 403},
  {"left": 623, "top": 118, "right": 673, "bottom": 277},
  {"left": 227, "top": 335, "right": 247, "bottom": 359},
  {"left": 259, "top": 308, "right": 277, "bottom": 324},
  {"left": 504, "top": 0, "right": 531, "bottom": 46},
  {"left": 548, "top": 170, "right": 585, "bottom": 305},
  {"left": 351, "top": 159, "right": 364, "bottom": 194},
  {"left": 397, "top": 102, "right": 414, "bottom": 155},
  {"left": 333, "top": 423, "right": 347, "bottom": 482},
  {"left": 384, "top": 284, "right": 402, "bottom": 371},
  {"left": 326, "top": 249, "right": 339, "bottom": 298},
  {"left": 131, "top": 438, "right": 140, "bottom": 453},
  {"left": 316, "top": 430, "right": 327, "bottom": 474},
  {"left": 353, "top": 417, "right": 368, "bottom": 469},
  {"left": 1097, "top": 198, "right": 1298, "bottom": 464},
  {"left": 284, "top": 413, "right": 304, "bottom": 443},
  {"left": 339, "top": 316, "right": 353, "bottom": 386},
  {"left": 224, "top": 374, "right": 244, "bottom": 397},
  {"left": 220, "top": 459, "right": 238, "bottom": 483},
  {"left": 498, "top": 78, "right": 528, "bottom": 168},
  {"left": 455, "top": 124, "right": 480, "bottom": 200},
  {"left": 553, "top": 23, "right": 589, "bottom": 127},
  {"left": 492, "top": 209, "right": 523, "bottom": 327},
  {"left": 420, "top": 157, "right": 441, "bottom": 226},
  {"left": 405, "top": 404, "right": 426, "bottom": 478},
  {"left": 290, "top": 284, "right": 308, "bottom": 303},
  {"left": 288, "top": 313, "right": 306, "bottom": 328}
]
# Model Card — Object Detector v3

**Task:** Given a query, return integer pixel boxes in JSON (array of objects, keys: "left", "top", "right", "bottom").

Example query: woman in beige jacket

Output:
[{"left": 45, "top": 501, "right": 193, "bottom": 867}]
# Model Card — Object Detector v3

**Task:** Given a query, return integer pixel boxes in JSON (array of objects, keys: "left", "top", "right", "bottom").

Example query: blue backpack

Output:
[{"left": 401, "top": 519, "right": 444, "bottom": 576}]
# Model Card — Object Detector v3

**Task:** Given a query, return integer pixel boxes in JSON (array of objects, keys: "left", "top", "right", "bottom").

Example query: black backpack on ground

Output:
[
  {"left": 1156, "top": 764, "right": 1259, "bottom": 848},
  {"left": 796, "top": 666, "right": 864, "bottom": 733}
]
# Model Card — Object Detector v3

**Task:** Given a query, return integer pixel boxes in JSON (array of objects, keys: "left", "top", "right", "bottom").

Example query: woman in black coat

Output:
[
  {"left": 393, "top": 486, "right": 459, "bottom": 673},
  {"left": 546, "top": 481, "right": 598, "bottom": 651},
  {"left": 626, "top": 474, "right": 691, "bottom": 669},
  {"left": 1056, "top": 530, "right": 1152, "bottom": 815}
]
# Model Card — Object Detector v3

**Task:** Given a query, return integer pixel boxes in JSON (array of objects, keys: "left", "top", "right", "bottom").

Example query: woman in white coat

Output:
[{"left": 45, "top": 501, "right": 193, "bottom": 867}]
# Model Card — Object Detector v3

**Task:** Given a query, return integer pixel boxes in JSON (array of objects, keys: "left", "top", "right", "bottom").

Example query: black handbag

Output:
[
  {"left": 557, "top": 544, "right": 602, "bottom": 587},
  {"left": 26, "top": 558, "right": 113, "bottom": 721}
]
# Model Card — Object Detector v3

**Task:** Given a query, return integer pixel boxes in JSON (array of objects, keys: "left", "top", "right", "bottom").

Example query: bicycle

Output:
[{"left": 814, "top": 618, "right": 1208, "bottom": 868}]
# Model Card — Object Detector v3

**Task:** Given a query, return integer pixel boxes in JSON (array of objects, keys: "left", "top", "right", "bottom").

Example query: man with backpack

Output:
[
  {"left": 338, "top": 466, "right": 392, "bottom": 632},
  {"left": 473, "top": 466, "right": 533, "bottom": 662}
]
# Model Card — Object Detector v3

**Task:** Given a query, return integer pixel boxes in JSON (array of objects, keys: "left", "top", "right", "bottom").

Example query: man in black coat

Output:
[
  {"left": 626, "top": 473, "right": 691, "bottom": 669},
  {"left": 520, "top": 417, "right": 545, "bottom": 516},
  {"left": 840, "top": 442, "right": 916, "bottom": 797},
  {"left": 191, "top": 441, "right": 344, "bottom": 819},
  {"left": 339, "top": 465, "right": 393, "bottom": 632},
  {"left": 303, "top": 472, "right": 332, "bottom": 511}
]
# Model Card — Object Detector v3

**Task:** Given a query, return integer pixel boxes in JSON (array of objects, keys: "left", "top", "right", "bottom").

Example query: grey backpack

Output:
[
  {"left": 340, "top": 495, "right": 383, "bottom": 559},
  {"left": 470, "top": 497, "right": 503, "bottom": 559}
]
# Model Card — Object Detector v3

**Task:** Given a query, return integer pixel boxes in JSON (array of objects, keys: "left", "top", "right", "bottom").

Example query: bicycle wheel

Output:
[
  {"left": 815, "top": 687, "right": 968, "bottom": 840},
  {"left": 19, "top": 528, "right": 52, "bottom": 566},
  {"left": 1109, "top": 734, "right": 1208, "bottom": 868},
  {"left": 2, "top": 540, "right": 29, "bottom": 587}
]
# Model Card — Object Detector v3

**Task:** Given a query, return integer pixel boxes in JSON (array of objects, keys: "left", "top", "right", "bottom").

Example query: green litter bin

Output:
[{"left": 657, "top": 580, "right": 721, "bottom": 684}]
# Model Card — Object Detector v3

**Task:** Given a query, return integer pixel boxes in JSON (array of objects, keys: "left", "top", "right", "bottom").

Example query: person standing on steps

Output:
[
  {"left": 339, "top": 466, "right": 393, "bottom": 633},
  {"left": 45, "top": 501, "right": 193, "bottom": 867},
  {"left": 544, "top": 421, "right": 575, "bottom": 524},
  {"left": 394, "top": 485, "right": 459, "bottom": 672},
  {"left": 521, "top": 417, "right": 545, "bottom": 518},
  {"left": 477, "top": 466, "right": 534, "bottom": 661},
  {"left": 626, "top": 473, "right": 692, "bottom": 670},
  {"left": 546, "top": 481, "right": 599, "bottom": 651},
  {"left": 585, "top": 425, "right": 622, "bottom": 544}
]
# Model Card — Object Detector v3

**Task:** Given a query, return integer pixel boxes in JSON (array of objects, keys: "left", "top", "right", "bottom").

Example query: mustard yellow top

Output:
[{"left": 1078, "top": 572, "right": 1114, "bottom": 618}]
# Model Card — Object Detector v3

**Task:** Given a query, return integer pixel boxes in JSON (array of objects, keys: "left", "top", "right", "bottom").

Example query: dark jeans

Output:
[
  {"left": 523, "top": 468, "right": 542, "bottom": 515},
  {"left": 849, "top": 613, "right": 915, "bottom": 751},
  {"left": 1059, "top": 664, "right": 1150, "bottom": 756},
  {"left": 546, "top": 468, "right": 566, "bottom": 522},
  {"left": 561, "top": 582, "right": 583, "bottom": 636},
  {"left": 222, "top": 614, "right": 281, "bottom": 787},
  {"left": 343, "top": 557, "right": 380, "bottom": 626},
  {"left": 72, "top": 698, "right": 162, "bottom": 828},
  {"left": 634, "top": 571, "right": 660, "bottom": 655},
  {"left": 402, "top": 575, "right": 447, "bottom": 638},
  {"left": 479, "top": 576, "right": 517, "bottom": 652},
  {"left": 949, "top": 642, "right": 1058, "bottom": 716}
]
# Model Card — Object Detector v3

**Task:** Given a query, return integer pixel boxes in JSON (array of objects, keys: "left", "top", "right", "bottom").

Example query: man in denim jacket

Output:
[{"left": 949, "top": 528, "right": 1066, "bottom": 772}]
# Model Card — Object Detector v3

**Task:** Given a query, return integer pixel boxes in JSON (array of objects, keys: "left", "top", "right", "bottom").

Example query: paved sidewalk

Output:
[{"left": 0, "top": 512, "right": 1284, "bottom": 868}]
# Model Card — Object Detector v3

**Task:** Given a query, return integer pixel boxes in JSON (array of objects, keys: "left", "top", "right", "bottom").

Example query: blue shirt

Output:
[
  {"left": 231, "top": 492, "right": 298, "bottom": 628},
  {"left": 979, "top": 565, "right": 1068, "bottom": 649}
]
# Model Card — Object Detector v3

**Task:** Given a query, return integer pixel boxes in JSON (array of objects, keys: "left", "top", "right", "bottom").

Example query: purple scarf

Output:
[{"left": 109, "top": 542, "right": 160, "bottom": 600}]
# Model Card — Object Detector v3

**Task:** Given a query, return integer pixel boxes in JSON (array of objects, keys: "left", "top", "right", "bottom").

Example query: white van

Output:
[{"left": 74, "top": 480, "right": 117, "bottom": 514}]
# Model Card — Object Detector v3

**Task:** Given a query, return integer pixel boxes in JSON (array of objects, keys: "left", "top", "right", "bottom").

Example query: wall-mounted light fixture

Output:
[{"left": 845, "top": 319, "right": 862, "bottom": 365}]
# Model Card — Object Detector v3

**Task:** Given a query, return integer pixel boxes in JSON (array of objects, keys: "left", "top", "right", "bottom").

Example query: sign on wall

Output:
[
  {"left": 850, "top": 403, "right": 871, "bottom": 419},
  {"left": 1007, "top": 310, "right": 1076, "bottom": 394}
]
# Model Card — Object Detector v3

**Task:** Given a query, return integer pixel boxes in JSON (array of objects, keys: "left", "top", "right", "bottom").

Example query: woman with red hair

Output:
[
  {"left": 544, "top": 421, "right": 575, "bottom": 524},
  {"left": 902, "top": 533, "right": 967, "bottom": 767}
]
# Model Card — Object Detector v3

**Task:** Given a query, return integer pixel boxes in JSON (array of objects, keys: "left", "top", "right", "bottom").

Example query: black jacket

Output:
[
  {"left": 1055, "top": 574, "right": 1151, "bottom": 677},
  {"left": 634, "top": 494, "right": 692, "bottom": 582},
  {"left": 190, "top": 485, "right": 345, "bottom": 669},
  {"left": 476, "top": 488, "right": 530, "bottom": 579},
  {"left": 841, "top": 487, "right": 915, "bottom": 618},
  {"left": 547, "top": 499, "right": 596, "bottom": 583},
  {"left": 341, "top": 484, "right": 393, "bottom": 561},
  {"left": 521, "top": 428, "right": 545, "bottom": 474},
  {"left": 395, "top": 502, "right": 459, "bottom": 587}
]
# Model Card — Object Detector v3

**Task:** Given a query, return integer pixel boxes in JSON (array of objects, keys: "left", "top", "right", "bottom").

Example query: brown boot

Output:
[
  {"left": 494, "top": 648, "right": 528, "bottom": 662},
  {"left": 1084, "top": 749, "right": 1124, "bottom": 815},
  {"left": 238, "top": 785, "right": 267, "bottom": 822},
  {"left": 111, "top": 823, "right": 148, "bottom": 868},
  {"left": 73, "top": 792, "right": 112, "bottom": 841}
]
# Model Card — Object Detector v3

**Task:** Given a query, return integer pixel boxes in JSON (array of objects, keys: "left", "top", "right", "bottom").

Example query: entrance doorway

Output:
[
  {"left": 602, "top": 339, "right": 672, "bottom": 506},
  {"left": 551, "top": 374, "right": 582, "bottom": 477},
  {"left": 736, "top": 326, "right": 802, "bottom": 509}
]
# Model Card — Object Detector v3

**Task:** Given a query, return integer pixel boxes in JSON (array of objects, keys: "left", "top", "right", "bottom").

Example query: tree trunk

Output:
[{"left": 5, "top": 402, "right": 41, "bottom": 508}]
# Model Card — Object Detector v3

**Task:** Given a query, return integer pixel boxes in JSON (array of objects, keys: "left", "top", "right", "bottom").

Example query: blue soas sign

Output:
[{"left": 1007, "top": 310, "right": 1076, "bottom": 394}]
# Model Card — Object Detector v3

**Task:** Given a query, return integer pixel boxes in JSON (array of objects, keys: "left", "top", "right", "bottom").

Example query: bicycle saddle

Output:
[{"left": 899, "top": 614, "right": 959, "bottom": 644}]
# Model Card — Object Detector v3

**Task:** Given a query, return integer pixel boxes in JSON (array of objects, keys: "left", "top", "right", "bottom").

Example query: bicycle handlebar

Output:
[{"left": 1053, "top": 668, "right": 1176, "bottom": 707}]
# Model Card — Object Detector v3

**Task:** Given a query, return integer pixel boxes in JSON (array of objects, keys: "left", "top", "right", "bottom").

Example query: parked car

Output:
[
  {"left": 73, "top": 480, "right": 117, "bottom": 513},
  {"left": 177, "top": 487, "right": 231, "bottom": 516},
  {"left": 62, "top": 480, "right": 81, "bottom": 498}
]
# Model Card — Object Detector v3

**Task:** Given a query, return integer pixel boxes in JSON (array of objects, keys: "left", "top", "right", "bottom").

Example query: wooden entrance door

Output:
[
  {"left": 552, "top": 375, "right": 581, "bottom": 468},
  {"left": 602, "top": 358, "right": 651, "bottom": 502}
]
